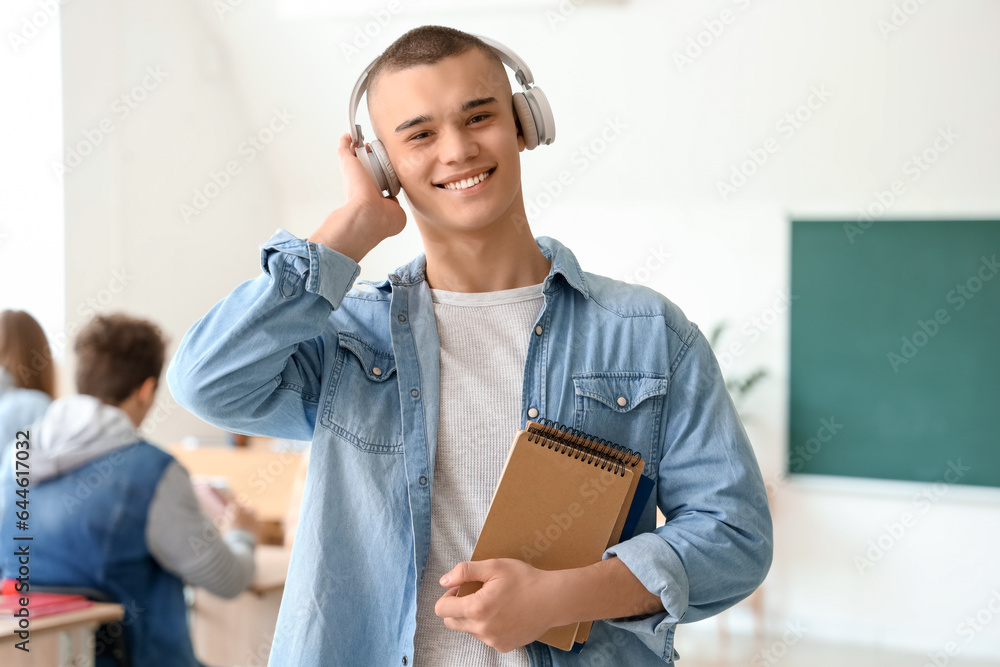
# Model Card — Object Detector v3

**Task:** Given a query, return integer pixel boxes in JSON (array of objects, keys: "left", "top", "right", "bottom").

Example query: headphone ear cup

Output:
[
  {"left": 521, "top": 86, "right": 555, "bottom": 146},
  {"left": 369, "top": 140, "right": 400, "bottom": 197},
  {"left": 512, "top": 92, "right": 538, "bottom": 150}
]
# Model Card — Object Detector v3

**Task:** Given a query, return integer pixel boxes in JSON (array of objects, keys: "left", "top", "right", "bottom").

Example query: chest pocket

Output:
[
  {"left": 320, "top": 331, "right": 404, "bottom": 454},
  {"left": 572, "top": 372, "right": 668, "bottom": 477}
]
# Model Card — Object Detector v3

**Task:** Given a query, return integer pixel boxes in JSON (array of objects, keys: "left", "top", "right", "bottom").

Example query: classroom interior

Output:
[{"left": 2, "top": 0, "right": 999, "bottom": 665}]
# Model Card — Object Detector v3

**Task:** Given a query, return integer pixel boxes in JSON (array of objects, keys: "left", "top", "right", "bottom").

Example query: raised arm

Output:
[{"left": 166, "top": 133, "right": 407, "bottom": 440}]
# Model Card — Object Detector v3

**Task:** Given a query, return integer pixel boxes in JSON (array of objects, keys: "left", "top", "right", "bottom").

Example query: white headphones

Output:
[{"left": 347, "top": 34, "right": 556, "bottom": 198}]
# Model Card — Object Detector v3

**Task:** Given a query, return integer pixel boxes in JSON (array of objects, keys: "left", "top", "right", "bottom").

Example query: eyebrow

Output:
[{"left": 393, "top": 97, "right": 499, "bottom": 133}]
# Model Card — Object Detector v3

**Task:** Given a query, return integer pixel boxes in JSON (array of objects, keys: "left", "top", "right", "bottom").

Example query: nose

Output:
[{"left": 438, "top": 124, "right": 479, "bottom": 164}]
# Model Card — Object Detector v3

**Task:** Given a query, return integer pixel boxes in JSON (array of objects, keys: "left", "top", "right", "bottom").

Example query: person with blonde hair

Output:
[{"left": 0, "top": 309, "right": 56, "bottom": 463}]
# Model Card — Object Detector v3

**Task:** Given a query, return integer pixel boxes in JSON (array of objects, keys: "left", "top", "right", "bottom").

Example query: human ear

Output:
[{"left": 139, "top": 376, "right": 157, "bottom": 405}]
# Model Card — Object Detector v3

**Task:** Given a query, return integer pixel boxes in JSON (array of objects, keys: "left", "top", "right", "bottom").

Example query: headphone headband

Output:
[
  {"left": 348, "top": 34, "right": 538, "bottom": 147},
  {"left": 348, "top": 57, "right": 380, "bottom": 146},
  {"left": 347, "top": 33, "right": 554, "bottom": 198},
  {"left": 472, "top": 34, "right": 535, "bottom": 87}
]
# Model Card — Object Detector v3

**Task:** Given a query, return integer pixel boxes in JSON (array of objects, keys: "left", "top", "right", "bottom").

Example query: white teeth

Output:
[{"left": 443, "top": 169, "right": 491, "bottom": 190}]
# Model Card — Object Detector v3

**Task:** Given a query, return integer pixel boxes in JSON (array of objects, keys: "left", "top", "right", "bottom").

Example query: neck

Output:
[
  {"left": 416, "top": 195, "right": 551, "bottom": 292},
  {"left": 115, "top": 395, "right": 146, "bottom": 428}
]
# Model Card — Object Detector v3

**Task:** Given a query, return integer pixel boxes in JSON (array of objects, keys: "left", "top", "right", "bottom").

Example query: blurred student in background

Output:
[
  {"left": 0, "top": 313, "right": 259, "bottom": 667},
  {"left": 0, "top": 309, "right": 56, "bottom": 464}
]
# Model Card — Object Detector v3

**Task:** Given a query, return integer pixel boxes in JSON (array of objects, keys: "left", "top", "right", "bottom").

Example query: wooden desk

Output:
[
  {"left": 0, "top": 603, "right": 124, "bottom": 667},
  {"left": 189, "top": 545, "right": 292, "bottom": 666}
]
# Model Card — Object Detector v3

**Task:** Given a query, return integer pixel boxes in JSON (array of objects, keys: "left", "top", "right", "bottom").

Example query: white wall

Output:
[
  {"left": 40, "top": 0, "right": 1000, "bottom": 659},
  {"left": 0, "top": 0, "right": 64, "bottom": 384}
]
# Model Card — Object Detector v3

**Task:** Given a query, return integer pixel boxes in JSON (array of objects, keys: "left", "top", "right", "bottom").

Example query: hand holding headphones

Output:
[{"left": 347, "top": 34, "right": 556, "bottom": 198}]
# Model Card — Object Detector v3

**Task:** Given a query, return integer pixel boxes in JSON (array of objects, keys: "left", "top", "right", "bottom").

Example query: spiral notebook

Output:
[{"left": 457, "top": 419, "right": 649, "bottom": 651}]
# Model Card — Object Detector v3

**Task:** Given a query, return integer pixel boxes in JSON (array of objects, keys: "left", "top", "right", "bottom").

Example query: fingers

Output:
[
  {"left": 434, "top": 588, "right": 460, "bottom": 620},
  {"left": 339, "top": 131, "right": 354, "bottom": 148},
  {"left": 441, "top": 560, "right": 486, "bottom": 587},
  {"left": 435, "top": 589, "right": 465, "bottom": 619},
  {"left": 435, "top": 564, "right": 488, "bottom": 620},
  {"left": 337, "top": 132, "right": 356, "bottom": 164},
  {"left": 441, "top": 615, "right": 472, "bottom": 634}
]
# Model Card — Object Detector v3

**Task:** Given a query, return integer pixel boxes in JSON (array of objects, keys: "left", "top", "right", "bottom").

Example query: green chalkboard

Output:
[{"left": 789, "top": 219, "right": 1000, "bottom": 487}]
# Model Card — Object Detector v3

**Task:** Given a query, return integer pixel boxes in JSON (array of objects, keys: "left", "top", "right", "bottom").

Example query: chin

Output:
[{"left": 409, "top": 201, "right": 504, "bottom": 232}]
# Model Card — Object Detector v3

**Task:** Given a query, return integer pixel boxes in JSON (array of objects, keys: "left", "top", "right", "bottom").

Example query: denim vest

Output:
[
  {"left": 0, "top": 442, "right": 200, "bottom": 667},
  {"left": 167, "top": 231, "right": 773, "bottom": 666}
]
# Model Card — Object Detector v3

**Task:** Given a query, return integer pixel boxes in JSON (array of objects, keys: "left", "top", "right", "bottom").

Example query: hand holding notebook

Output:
[{"left": 455, "top": 419, "right": 651, "bottom": 651}]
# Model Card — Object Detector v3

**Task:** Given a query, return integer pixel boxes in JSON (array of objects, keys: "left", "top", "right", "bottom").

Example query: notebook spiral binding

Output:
[{"left": 526, "top": 418, "right": 642, "bottom": 477}]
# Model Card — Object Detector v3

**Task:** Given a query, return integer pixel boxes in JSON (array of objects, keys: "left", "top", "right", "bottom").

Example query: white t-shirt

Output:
[{"left": 412, "top": 281, "right": 546, "bottom": 667}]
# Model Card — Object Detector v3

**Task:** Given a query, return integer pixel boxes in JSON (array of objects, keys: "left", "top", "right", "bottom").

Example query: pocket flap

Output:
[
  {"left": 572, "top": 373, "right": 668, "bottom": 412},
  {"left": 337, "top": 332, "right": 397, "bottom": 382}
]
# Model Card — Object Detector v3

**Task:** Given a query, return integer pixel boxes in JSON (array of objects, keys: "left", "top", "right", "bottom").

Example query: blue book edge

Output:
[{"left": 568, "top": 473, "right": 657, "bottom": 653}]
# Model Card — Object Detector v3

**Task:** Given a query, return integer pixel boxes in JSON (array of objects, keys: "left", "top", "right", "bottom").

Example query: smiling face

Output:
[{"left": 368, "top": 47, "right": 527, "bottom": 236}]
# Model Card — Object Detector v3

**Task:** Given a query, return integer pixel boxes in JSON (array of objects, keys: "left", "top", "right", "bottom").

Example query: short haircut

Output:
[
  {"left": 74, "top": 313, "right": 167, "bottom": 405},
  {"left": 366, "top": 25, "right": 507, "bottom": 115},
  {"left": 0, "top": 309, "right": 56, "bottom": 398}
]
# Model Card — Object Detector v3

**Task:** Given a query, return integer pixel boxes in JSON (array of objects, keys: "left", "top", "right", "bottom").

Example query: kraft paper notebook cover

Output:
[
  {"left": 551, "top": 421, "right": 648, "bottom": 647},
  {"left": 572, "top": 440, "right": 648, "bottom": 646},
  {"left": 457, "top": 419, "right": 646, "bottom": 651}
]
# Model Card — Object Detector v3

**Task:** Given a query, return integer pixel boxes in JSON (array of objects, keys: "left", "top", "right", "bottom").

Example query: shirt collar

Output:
[{"left": 355, "top": 235, "right": 591, "bottom": 299}]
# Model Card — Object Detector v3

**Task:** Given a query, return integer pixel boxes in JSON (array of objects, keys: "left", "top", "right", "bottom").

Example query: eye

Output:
[
  {"left": 468, "top": 113, "right": 491, "bottom": 124},
  {"left": 409, "top": 131, "right": 431, "bottom": 141}
]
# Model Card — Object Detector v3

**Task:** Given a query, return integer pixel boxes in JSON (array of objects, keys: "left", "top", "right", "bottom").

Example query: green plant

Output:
[{"left": 707, "top": 320, "right": 769, "bottom": 416}]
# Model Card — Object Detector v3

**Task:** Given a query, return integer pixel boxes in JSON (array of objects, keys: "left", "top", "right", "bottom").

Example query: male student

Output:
[
  {"left": 0, "top": 313, "right": 259, "bottom": 667},
  {"left": 167, "top": 26, "right": 772, "bottom": 666}
]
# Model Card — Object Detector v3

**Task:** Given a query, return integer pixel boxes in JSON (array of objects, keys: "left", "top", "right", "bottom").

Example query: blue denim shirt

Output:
[{"left": 166, "top": 229, "right": 772, "bottom": 667}]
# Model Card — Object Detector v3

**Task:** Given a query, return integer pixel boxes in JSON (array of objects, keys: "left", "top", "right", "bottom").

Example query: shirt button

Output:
[
  {"left": 372, "top": 367, "right": 382, "bottom": 376},
  {"left": 410, "top": 388, "right": 420, "bottom": 398},
  {"left": 418, "top": 475, "right": 427, "bottom": 486},
  {"left": 397, "top": 313, "right": 407, "bottom": 322},
  {"left": 534, "top": 325, "right": 543, "bottom": 335},
  {"left": 617, "top": 396, "right": 627, "bottom": 407},
  {"left": 527, "top": 407, "right": 539, "bottom": 418},
  {"left": 402, "top": 657, "right": 408, "bottom": 666}
]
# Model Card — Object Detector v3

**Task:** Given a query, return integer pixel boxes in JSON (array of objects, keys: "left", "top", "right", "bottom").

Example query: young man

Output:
[
  {"left": 0, "top": 313, "right": 259, "bottom": 667},
  {"left": 167, "top": 26, "right": 772, "bottom": 666}
]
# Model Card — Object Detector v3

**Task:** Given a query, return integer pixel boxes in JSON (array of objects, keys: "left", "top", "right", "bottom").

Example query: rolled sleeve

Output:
[
  {"left": 596, "top": 321, "right": 773, "bottom": 658},
  {"left": 601, "top": 533, "right": 689, "bottom": 658},
  {"left": 259, "top": 229, "right": 361, "bottom": 310},
  {"left": 168, "top": 227, "right": 367, "bottom": 439}
]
